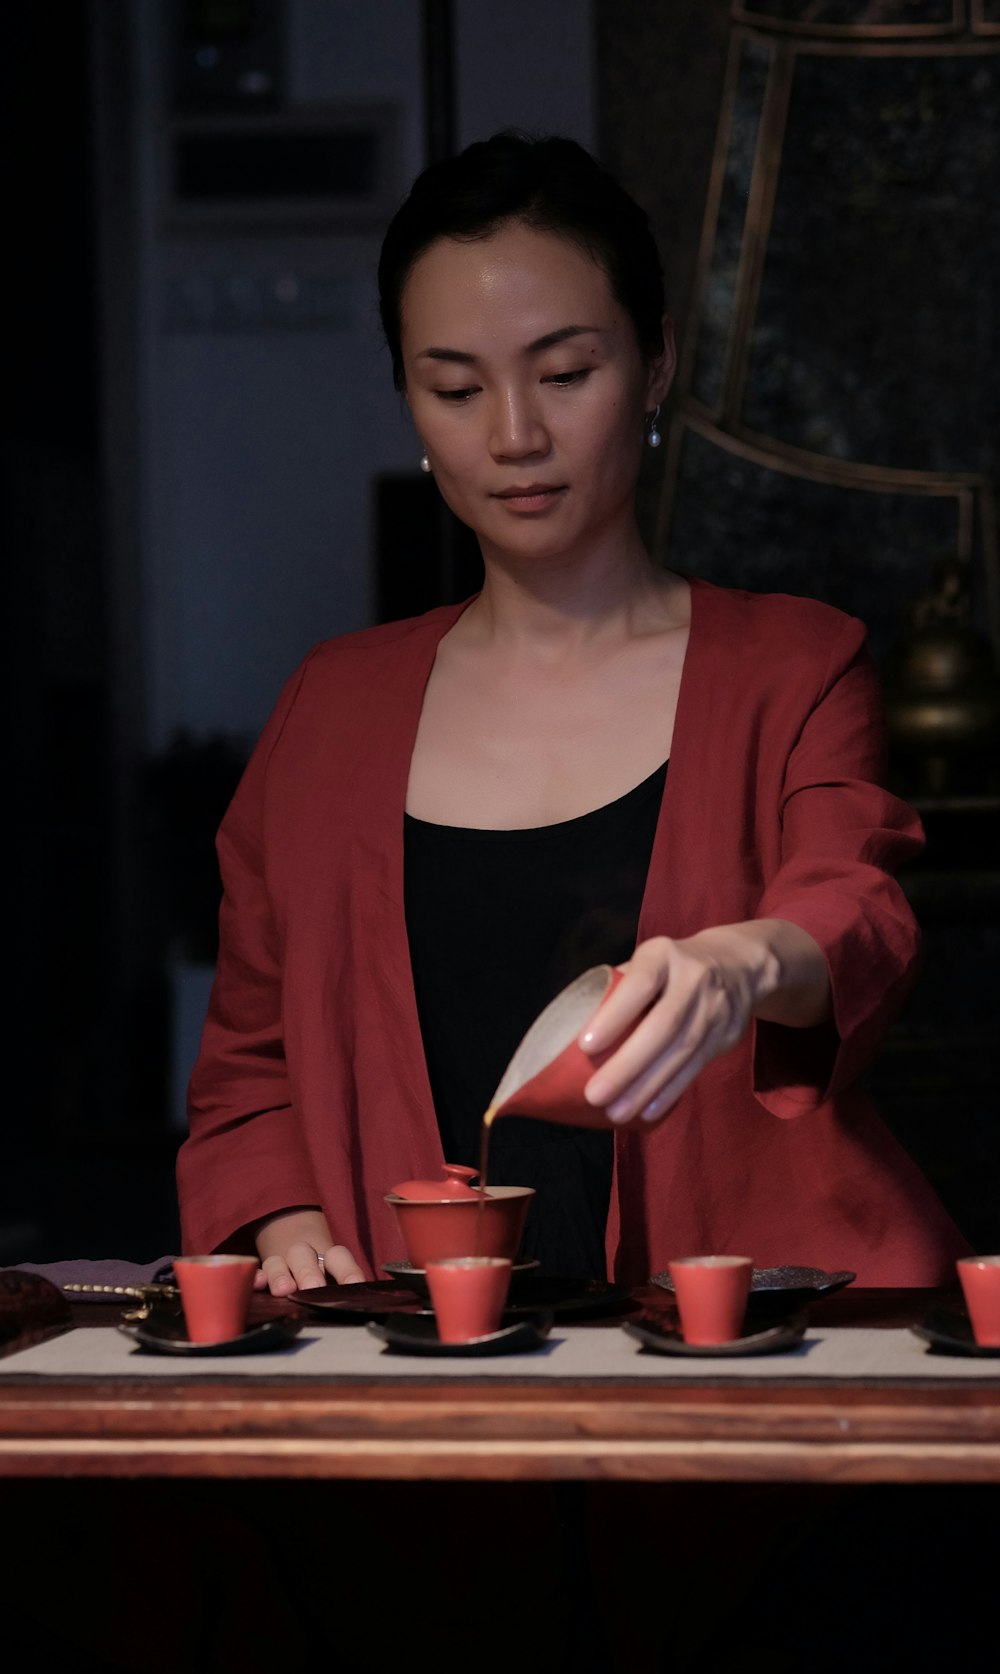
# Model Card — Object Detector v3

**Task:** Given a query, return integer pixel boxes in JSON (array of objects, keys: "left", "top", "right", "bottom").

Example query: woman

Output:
[{"left": 178, "top": 132, "right": 968, "bottom": 1296}]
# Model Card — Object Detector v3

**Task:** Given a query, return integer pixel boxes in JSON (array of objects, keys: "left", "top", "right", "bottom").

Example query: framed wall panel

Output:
[{"left": 658, "top": 8, "right": 1000, "bottom": 662}]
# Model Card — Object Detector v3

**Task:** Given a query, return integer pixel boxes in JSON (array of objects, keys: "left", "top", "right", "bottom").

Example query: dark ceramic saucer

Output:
[
  {"left": 368, "top": 1311, "right": 553, "bottom": 1357},
  {"left": 382, "top": 1258, "right": 540, "bottom": 1298},
  {"left": 289, "top": 1279, "right": 425, "bottom": 1317},
  {"left": 910, "top": 1306, "right": 1000, "bottom": 1359},
  {"left": 118, "top": 1311, "right": 304, "bottom": 1356},
  {"left": 651, "top": 1266, "right": 855, "bottom": 1315},
  {"left": 623, "top": 1308, "right": 809, "bottom": 1358},
  {"left": 495, "top": 1275, "right": 634, "bottom": 1321},
  {"left": 294, "top": 1272, "right": 631, "bottom": 1324}
]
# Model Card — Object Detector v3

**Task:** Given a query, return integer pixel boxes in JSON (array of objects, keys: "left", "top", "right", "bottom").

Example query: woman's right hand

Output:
[{"left": 251, "top": 1206, "right": 366, "bottom": 1295}]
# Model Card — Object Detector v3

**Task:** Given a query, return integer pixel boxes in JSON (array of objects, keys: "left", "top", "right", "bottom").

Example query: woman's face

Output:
[{"left": 400, "top": 221, "right": 673, "bottom": 568}]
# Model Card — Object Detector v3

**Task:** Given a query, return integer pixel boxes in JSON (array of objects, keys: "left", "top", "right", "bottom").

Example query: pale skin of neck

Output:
[{"left": 405, "top": 532, "right": 691, "bottom": 829}]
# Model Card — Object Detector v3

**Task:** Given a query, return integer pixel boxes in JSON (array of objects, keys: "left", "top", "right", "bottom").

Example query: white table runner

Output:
[{"left": 3, "top": 1323, "right": 999, "bottom": 1381}]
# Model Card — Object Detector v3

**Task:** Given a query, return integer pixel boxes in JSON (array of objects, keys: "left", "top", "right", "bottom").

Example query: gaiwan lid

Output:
[{"left": 388, "top": 1164, "right": 481, "bottom": 1201}]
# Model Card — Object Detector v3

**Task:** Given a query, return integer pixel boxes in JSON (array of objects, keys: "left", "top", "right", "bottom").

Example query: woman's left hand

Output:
[{"left": 579, "top": 921, "right": 828, "bottom": 1126}]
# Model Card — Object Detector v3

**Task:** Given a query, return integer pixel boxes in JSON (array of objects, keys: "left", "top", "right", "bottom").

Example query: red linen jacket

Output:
[{"left": 178, "top": 579, "right": 970, "bottom": 1285}]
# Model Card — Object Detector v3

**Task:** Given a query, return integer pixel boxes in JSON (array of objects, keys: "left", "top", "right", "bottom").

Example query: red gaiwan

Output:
[{"left": 385, "top": 1166, "right": 533, "bottom": 1268}]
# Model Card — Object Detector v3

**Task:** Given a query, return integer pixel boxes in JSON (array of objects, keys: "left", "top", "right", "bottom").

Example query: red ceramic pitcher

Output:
[{"left": 487, "top": 964, "right": 627, "bottom": 1129}]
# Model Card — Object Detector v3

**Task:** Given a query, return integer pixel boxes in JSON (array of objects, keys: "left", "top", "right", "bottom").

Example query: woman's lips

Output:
[{"left": 493, "top": 484, "right": 566, "bottom": 513}]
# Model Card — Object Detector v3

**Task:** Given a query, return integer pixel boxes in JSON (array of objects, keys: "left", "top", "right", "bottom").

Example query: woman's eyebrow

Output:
[
  {"left": 416, "top": 325, "right": 605, "bottom": 365},
  {"left": 528, "top": 324, "right": 604, "bottom": 352}
]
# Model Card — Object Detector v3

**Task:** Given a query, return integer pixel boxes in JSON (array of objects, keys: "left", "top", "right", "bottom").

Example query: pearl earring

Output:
[
  {"left": 646, "top": 405, "right": 662, "bottom": 449},
  {"left": 419, "top": 452, "right": 431, "bottom": 473}
]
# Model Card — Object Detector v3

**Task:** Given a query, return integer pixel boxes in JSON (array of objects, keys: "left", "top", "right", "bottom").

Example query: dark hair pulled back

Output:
[{"left": 378, "top": 131, "right": 666, "bottom": 389}]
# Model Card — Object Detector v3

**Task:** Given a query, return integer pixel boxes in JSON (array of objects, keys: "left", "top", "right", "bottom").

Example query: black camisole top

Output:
[{"left": 403, "top": 761, "right": 667, "bottom": 1278}]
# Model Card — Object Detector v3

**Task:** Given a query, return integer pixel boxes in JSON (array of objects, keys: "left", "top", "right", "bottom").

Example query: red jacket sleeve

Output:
[
  {"left": 177, "top": 653, "right": 323, "bottom": 1254},
  {"left": 752, "top": 620, "right": 924, "bottom": 1116}
]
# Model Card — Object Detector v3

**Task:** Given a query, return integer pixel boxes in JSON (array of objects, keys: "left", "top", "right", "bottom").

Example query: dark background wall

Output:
[
  {"left": 3, "top": 0, "right": 997, "bottom": 1265},
  {"left": 4, "top": 3, "right": 119, "bottom": 1259},
  {"left": 600, "top": 1, "right": 1000, "bottom": 1253}
]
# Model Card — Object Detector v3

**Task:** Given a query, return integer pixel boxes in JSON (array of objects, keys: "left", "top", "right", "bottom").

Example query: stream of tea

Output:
[{"left": 474, "top": 1106, "right": 498, "bottom": 1257}]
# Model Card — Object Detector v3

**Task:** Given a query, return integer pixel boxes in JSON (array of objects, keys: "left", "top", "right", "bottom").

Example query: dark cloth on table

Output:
[
  {"left": 7, "top": 1257, "right": 177, "bottom": 1294},
  {"left": 404, "top": 762, "right": 667, "bottom": 1280}
]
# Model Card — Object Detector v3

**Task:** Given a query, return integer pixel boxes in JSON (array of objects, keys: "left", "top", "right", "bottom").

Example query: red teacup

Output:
[
  {"left": 956, "top": 1256, "right": 1000, "bottom": 1347},
  {"left": 172, "top": 1255, "right": 258, "bottom": 1344},
  {"left": 667, "top": 1255, "right": 753, "bottom": 1345},
  {"left": 424, "top": 1256, "right": 513, "bottom": 1343}
]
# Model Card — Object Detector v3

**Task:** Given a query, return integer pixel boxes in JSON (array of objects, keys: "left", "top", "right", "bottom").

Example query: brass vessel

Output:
[{"left": 884, "top": 563, "right": 1000, "bottom": 798}]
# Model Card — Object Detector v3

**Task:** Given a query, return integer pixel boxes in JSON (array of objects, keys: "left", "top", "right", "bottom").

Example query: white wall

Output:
[{"left": 127, "top": 0, "right": 594, "bottom": 753}]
